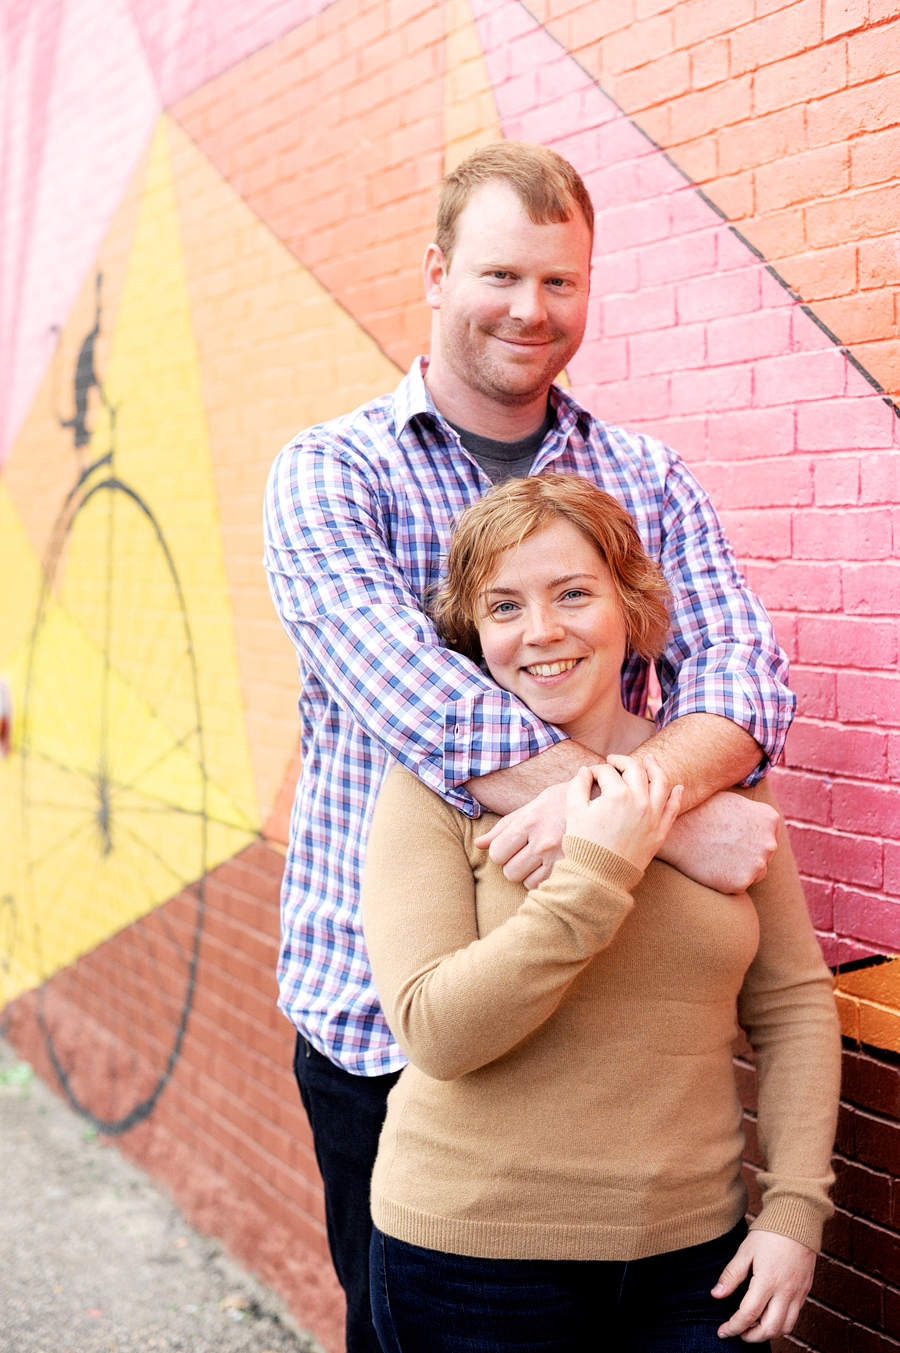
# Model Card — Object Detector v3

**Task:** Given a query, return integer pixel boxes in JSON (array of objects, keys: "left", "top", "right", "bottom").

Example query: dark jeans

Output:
[
  {"left": 293, "top": 1034, "right": 400, "bottom": 1353},
  {"left": 370, "top": 1219, "right": 769, "bottom": 1353}
]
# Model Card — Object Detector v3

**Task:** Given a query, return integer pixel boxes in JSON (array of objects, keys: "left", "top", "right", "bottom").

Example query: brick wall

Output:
[{"left": 1, "top": 3, "right": 899, "bottom": 1350}]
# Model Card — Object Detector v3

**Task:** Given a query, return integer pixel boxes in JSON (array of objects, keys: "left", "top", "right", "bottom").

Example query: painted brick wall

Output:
[{"left": 1, "top": 3, "right": 899, "bottom": 1352}]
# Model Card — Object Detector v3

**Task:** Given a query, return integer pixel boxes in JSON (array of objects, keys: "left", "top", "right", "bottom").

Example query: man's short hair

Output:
[{"left": 435, "top": 141, "right": 595, "bottom": 262}]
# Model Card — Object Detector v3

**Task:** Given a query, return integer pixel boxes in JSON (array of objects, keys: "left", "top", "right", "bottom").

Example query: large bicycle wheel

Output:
[{"left": 19, "top": 456, "right": 209, "bottom": 1133}]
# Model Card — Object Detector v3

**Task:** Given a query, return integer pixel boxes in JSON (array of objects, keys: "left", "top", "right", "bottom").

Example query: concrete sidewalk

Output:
[{"left": 0, "top": 1035, "right": 323, "bottom": 1353}]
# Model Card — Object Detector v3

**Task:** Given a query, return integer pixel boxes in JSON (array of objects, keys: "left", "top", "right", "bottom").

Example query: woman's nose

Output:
[{"left": 524, "top": 606, "right": 565, "bottom": 645}]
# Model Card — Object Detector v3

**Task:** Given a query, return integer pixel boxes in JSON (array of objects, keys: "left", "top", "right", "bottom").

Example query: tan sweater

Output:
[{"left": 362, "top": 768, "right": 841, "bottom": 1263}]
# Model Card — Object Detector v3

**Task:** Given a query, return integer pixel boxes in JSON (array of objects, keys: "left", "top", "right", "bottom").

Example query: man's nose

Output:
[{"left": 508, "top": 282, "right": 547, "bottom": 328}]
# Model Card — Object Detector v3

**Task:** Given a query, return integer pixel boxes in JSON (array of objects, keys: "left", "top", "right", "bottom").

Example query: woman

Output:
[{"left": 362, "top": 474, "right": 840, "bottom": 1352}]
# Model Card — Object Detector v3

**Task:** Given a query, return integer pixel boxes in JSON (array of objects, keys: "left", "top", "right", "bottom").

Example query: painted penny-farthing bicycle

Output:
[{"left": 18, "top": 279, "right": 209, "bottom": 1134}]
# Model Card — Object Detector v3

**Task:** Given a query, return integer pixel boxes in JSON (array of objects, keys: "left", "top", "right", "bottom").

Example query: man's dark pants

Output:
[{"left": 294, "top": 1034, "right": 400, "bottom": 1353}]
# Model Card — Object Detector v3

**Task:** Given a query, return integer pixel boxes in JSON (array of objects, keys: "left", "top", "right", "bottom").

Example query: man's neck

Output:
[{"left": 423, "top": 360, "right": 552, "bottom": 441}]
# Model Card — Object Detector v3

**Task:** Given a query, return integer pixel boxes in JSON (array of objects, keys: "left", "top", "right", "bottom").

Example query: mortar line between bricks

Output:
[
  {"left": 516, "top": 0, "right": 900, "bottom": 425},
  {"left": 162, "top": 113, "right": 405, "bottom": 378}
]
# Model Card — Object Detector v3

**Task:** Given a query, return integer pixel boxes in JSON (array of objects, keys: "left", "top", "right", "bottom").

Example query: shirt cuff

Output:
[
  {"left": 415, "top": 691, "right": 567, "bottom": 817},
  {"left": 657, "top": 669, "right": 795, "bottom": 786}
]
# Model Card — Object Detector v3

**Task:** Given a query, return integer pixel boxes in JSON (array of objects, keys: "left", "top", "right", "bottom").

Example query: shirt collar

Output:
[{"left": 395, "top": 356, "right": 593, "bottom": 443}]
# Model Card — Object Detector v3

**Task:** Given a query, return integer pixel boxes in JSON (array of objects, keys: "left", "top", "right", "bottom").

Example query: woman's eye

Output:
[
  {"left": 492, "top": 601, "right": 518, "bottom": 616},
  {"left": 562, "top": 589, "right": 587, "bottom": 601}
]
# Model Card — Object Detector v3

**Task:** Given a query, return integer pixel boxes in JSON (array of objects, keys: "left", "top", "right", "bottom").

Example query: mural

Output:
[{"left": 1, "top": 0, "right": 899, "bottom": 1343}]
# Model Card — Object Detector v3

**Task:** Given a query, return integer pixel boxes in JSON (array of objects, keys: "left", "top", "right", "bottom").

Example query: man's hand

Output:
[
  {"left": 712, "top": 1230, "right": 816, "bottom": 1342},
  {"left": 658, "top": 791, "right": 780, "bottom": 894},
  {"left": 474, "top": 781, "right": 570, "bottom": 888}
]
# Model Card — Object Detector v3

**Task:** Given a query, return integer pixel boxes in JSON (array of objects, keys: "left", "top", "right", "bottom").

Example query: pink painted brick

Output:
[
  {"left": 886, "top": 843, "right": 900, "bottom": 898},
  {"left": 753, "top": 349, "right": 848, "bottom": 408},
  {"left": 639, "top": 230, "right": 718, "bottom": 287},
  {"left": 796, "top": 398, "right": 897, "bottom": 452},
  {"left": 891, "top": 733, "right": 900, "bottom": 784},
  {"left": 603, "top": 286, "right": 676, "bottom": 337},
  {"left": 676, "top": 268, "right": 761, "bottom": 324},
  {"left": 825, "top": 935, "right": 883, "bottom": 965},
  {"left": 580, "top": 118, "right": 653, "bottom": 173},
  {"left": 669, "top": 188, "right": 722, "bottom": 237},
  {"left": 790, "top": 668, "right": 839, "bottom": 720},
  {"left": 582, "top": 374, "right": 670, "bottom": 424},
  {"left": 706, "top": 407, "right": 796, "bottom": 461},
  {"left": 843, "top": 562, "right": 900, "bottom": 614},
  {"left": 697, "top": 457, "right": 812, "bottom": 509},
  {"left": 790, "top": 825, "right": 883, "bottom": 889},
  {"left": 591, "top": 250, "right": 640, "bottom": 296},
  {"left": 498, "top": 69, "right": 539, "bottom": 118},
  {"left": 668, "top": 364, "right": 753, "bottom": 416},
  {"left": 834, "top": 888, "right": 900, "bottom": 951},
  {"left": 705, "top": 308, "right": 793, "bottom": 367},
  {"left": 797, "top": 614, "right": 898, "bottom": 667},
  {"left": 792, "top": 508, "right": 894, "bottom": 560},
  {"left": 834, "top": 781, "right": 900, "bottom": 843},
  {"left": 571, "top": 336, "right": 629, "bottom": 384},
  {"left": 742, "top": 561, "right": 842, "bottom": 612},
  {"left": 814, "top": 456, "right": 860, "bottom": 506},
  {"left": 718, "top": 508, "right": 792, "bottom": 560},
  {"left": 836, "top": 672, "right": 900, "bottom": 727},
  {"left": 860, "top": 452, "right": 900, "bottom": 504},
  {"left": 628, "top": 324, "right": 706, "bottom": 377},
  {"left": 769, "top": 766, "right": 833, "bottom": 826},
  {"left": 769, "top": 610, "right": 798, "bottom": 663},
  {"left": 798, "top": 875, "right": 835, "bottom": 929},
  {"left": 594, "top": 198, "right": 678, "bottom": 253},
  {"left": 784, "top": 719, "right": 888, "bottom": 779}
]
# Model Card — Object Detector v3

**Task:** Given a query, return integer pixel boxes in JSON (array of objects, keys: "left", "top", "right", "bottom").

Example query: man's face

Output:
[{"left": 425, "top": 181, "right": 592, "bottom": 410}]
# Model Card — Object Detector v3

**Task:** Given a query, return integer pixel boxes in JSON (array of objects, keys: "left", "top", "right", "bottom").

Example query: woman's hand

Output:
[
  {"left": 564, "top": 754, "right": 682, "bottom": 873},
  {"left": 712, "top": 1230, "right": 816, "bottom": 1342}
]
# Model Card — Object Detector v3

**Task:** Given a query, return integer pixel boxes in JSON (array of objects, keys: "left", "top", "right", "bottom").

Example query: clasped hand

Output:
[
  {"left": 475, "top": 756, "right": 682, "bottom": 885},
  {"left": 563, "top": 756, "right": 683, "bottom": 873}
]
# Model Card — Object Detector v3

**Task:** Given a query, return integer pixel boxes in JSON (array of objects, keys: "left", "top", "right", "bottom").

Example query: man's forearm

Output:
[
  {"left": 468, "top": 713, "right": 762, "bottom": 818},
  {"left": 465, "top": 740, "right": 598, "bottom": 815},
  {"left": 629, "top": 713, "right": 763, "bottom": 813}
]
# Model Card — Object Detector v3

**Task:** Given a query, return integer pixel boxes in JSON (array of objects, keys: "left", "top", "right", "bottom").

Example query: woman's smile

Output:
[{"left": 476, "top": 518, "right": 632, "bottom": 752}]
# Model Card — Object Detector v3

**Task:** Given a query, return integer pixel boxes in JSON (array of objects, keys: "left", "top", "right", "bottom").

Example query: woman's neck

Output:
[{"left": 560, "top": 703, "right": 654, "bottom": 759}]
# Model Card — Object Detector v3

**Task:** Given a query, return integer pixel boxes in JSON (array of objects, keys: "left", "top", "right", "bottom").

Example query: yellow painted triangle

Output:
[
  {"left": 95, "top": 117, "right": 258, "bottom": 836},
  {"left": 442, "top": 0, "right": 504, "bottom": 173}
]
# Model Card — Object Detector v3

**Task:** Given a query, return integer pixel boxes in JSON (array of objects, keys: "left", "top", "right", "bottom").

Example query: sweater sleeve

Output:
[
  {"left": 362, "top": 766, "right": 643, "bottom": 1081},
  {"left": 737, "top": 781, "right": 842, "bottom": 1253}
]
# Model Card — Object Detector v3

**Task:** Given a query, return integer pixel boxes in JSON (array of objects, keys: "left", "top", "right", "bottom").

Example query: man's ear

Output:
[{"left": 423, "top": 243, "right": 446, "bottom": 312}]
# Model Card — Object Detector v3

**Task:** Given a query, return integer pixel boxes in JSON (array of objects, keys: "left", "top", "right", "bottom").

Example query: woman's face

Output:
[{"left": 476, "top": 517, "right": 629, "bottom": 746}]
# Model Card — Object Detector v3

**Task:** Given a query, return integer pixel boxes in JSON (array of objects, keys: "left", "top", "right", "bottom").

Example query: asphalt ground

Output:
[{"left": 0, "top": 1035, "right": 323, "bottom": 1353}]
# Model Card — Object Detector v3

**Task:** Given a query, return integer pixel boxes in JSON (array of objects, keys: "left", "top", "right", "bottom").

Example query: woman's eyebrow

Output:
[{"left": 484, "top": 572, "right": 599, "bottom": 597}]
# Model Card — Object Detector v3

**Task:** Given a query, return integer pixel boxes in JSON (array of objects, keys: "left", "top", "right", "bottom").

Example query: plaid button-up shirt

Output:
[{"left": 264, "top": 360, "right": 794, "bottom": 1074}]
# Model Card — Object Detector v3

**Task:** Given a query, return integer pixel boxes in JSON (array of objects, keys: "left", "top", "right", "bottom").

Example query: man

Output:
[{"left": 264, "top": 142, "right": 792, "bottom": 1352}]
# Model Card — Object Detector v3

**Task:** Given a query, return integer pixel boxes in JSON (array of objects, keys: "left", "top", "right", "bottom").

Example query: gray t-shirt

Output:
[{"left": 449, "top": 406, "right": 554, "bottom": 485}]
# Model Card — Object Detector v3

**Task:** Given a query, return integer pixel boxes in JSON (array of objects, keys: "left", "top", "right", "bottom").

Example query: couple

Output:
[
  {"left": 363, "top": 472, "right": 840, "bottom": 1350},
  {"left": 264, "top": 141, "right": 839, "bottom": 1351}
]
